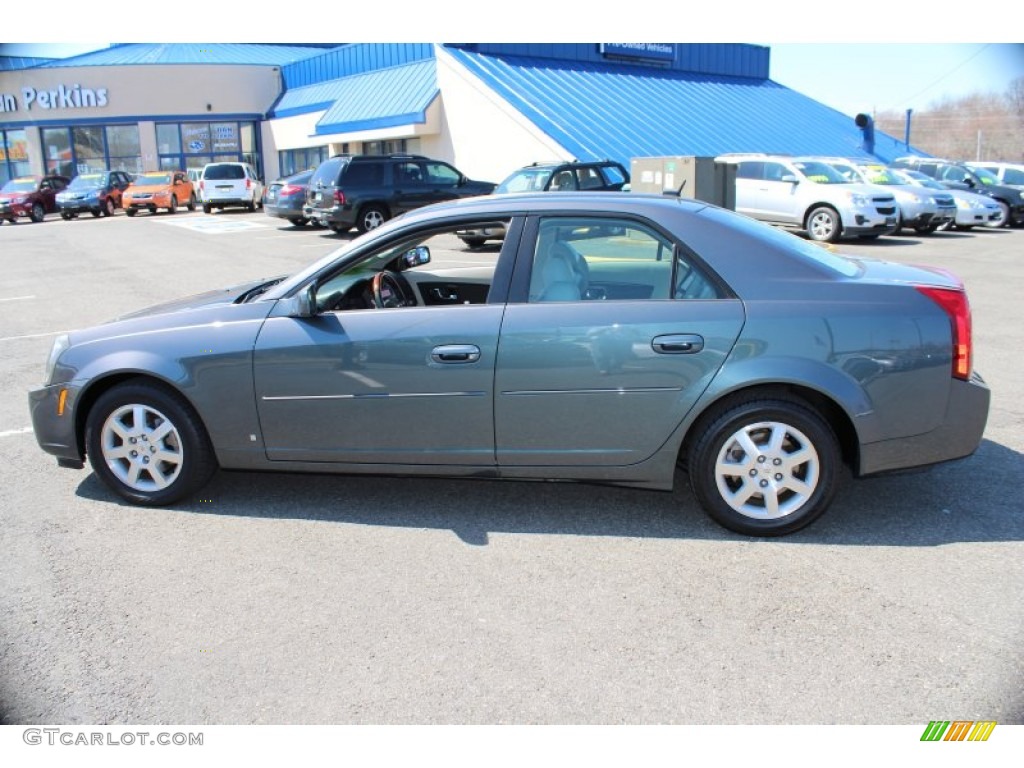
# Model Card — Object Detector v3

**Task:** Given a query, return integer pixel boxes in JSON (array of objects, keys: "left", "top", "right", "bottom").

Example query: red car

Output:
[{"left": 0, "top": 175, "right": 70, "bottom": 224}]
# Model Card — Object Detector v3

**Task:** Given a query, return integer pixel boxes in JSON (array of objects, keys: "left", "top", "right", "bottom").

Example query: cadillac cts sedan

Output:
[{"left": 29, "top": 193, "right": 990, "bottom": 536}]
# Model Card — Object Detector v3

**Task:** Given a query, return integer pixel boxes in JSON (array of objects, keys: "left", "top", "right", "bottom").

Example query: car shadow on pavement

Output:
[{"left": 74, "top": 438, "right": 1021, "bottom": 548}]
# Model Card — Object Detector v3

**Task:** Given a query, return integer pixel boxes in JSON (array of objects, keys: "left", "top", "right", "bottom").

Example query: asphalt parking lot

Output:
[{"left": 0, "top": 206, "right": 1021, "bottom": 725}]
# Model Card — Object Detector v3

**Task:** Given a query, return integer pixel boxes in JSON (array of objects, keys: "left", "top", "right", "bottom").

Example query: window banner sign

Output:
[{"left": 599, "top": 44, "right": 675, "bottom": 63}]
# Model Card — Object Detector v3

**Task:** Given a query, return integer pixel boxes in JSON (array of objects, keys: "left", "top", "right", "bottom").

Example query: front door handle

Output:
[
  {"left": 431, "top": 344, "right": 481, "bottom": 364},
  {"left": 652, "top": 334, "right": 704, "bottom": 354}
]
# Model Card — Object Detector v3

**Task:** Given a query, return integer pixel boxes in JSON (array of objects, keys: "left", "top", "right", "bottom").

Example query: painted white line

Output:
[
  {"left": 0, "top": 295, "right": 36, "bottom": 303},
  {"left": 0, "top": 427, "right": 34, "bottom": 438},
  {"left": 0, "top": 330, "right": 68, "bottom": 343}
]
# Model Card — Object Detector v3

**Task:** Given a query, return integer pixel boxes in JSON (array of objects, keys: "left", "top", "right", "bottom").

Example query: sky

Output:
[{"left": 4, "top": 5, "right": 1023, "bottom": 120}]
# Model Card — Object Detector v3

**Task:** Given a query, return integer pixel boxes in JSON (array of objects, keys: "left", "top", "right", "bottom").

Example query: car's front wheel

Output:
[
  {"left": 806, "top": 206, "right": 841, "bottom": 242},
  {"left": 168, "top": 195, "right": 178, "bottom": 214},
  {"left": 30, "top": 202, "right": 45, "bottom": 223},
  {"left": 688, "top": 396, "right": 840, "bottom": 536},
  {"left": 85, "top": 381, "right": 218, "bottom": 506}
]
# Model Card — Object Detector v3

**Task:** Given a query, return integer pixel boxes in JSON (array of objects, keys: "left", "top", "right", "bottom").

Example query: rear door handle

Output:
[
  {"left": 652, "top": 334, "right": 704, "bottom": 354},
  {"left": 431, "top": 344, "right": 481, "bottom": 364}
]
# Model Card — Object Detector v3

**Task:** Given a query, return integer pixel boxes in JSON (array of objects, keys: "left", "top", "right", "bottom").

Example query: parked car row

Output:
[
  {"left": 1, "top": 161, "right": 266, "bottom": 225},
  {"left": 716, "top": 153, "right": 1017, "bottom": 243}
]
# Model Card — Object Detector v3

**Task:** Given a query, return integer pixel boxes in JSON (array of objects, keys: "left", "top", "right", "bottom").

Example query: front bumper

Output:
[
  {"left": 858, "top": 372, "right": 991, "bottom": 476},
  {"left": 29, "top": 382, "right": 85, "bottom": 465},
  {"left": 0, "top": 202, "right": 31, "bottom": 219},
  {"left": 58, "top": 200, "right": 103, "bottom": 214}
]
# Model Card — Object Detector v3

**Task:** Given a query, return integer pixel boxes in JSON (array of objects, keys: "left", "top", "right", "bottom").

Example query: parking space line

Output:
[
  {"left": 0, "top": 427, "right": 33, "bottom": 438},
  {"left": 0, "top": 295, "right": 36, "bottom": 302},
  {"left": 0, "top": 330, "right": 68, "bottom": 343}
]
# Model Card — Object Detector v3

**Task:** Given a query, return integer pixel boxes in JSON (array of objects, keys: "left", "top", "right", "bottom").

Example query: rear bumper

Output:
[{"left": 858, "top": 372, "right": 991, "bottom": 476}]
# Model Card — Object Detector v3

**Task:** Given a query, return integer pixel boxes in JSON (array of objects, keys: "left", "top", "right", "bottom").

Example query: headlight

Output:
[
  {"left": 847, "top": 192, "right": 871, "bottom": 207},
  {"left": 14, "top": 195, "right": 29, "bottom": 204},
  {"left": 44, "top": 334, "right": 71, "bottom": 385}
]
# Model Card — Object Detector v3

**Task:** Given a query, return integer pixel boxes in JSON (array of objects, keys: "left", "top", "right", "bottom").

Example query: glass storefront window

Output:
[
  {"left": 211, "top": 123, "right": 239, "bottom": 154},
  {"left": 0, "top": 129, "right": 31, "bottom": 185},
  {"left": 42, "top": 128, "right": 74, "bottom": 178},
  {"left": 241, "top": 123, "right": 255, "bottom": 154},
  {"left": 106, "top": 125, "right": 141, "bottom": 173},
  {"left": 157, "top": 124, "right": 181, "bottom": 155},
  {"left": 182, "top": 123, "right": 212, "bottom": 155},
  {"left": 73, "top": 126, "right": 106, "bottom": 173}
]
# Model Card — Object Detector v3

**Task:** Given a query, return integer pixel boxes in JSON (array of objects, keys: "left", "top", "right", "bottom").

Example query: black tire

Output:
[
  {"left": 91, "top": 209, "right": 102, "bottom": 218},
  {"left": 84, "top": 381, "right": 217, "bottom": 506},
  {"left": 288, "top": 217, "right": 309, "bottom": 227},
  {"left": 356, "top": 204, "right": 388, "bottom": 233},
  {"left": 687, "top": 396, "right": 840, "bottom": 536},
  {"left": 60, "top": 211, "right": 72, "bottom": 221},
  {"left": 461, "top": 237, "right": 486, "bottom": 248},
  {"left": 246, "top": 194, "right": 256, "bottom": 212},
  {"left": 103, "top": 197, "right": 115, "bottom": 217},
  {"left": 125, "top": 208, "right": 137, "bottom": 217},
  {"left": 168, "top": 195, "right": 178, "bottom": 214},
  {"left": 328, "top": 223, "right": 349, "bottom": 234},
  {"left": 30, "top": 202, "right": 45, "bottom": 223},
  {"left": 805, "top": 206, "right": 841, "bottom": 243},
  {"left": 202, "top": 203, "right": 212, "bottom": 214},
  {"left": 995, "top": 200, "right": 1010, "bottom": 228},
  {"left": 187, "top": 193, "right": 196, "bottom": 212},
  {"left": 953, "top": 224, "right": 973, "bottom": 231},
  {"left": 891, "top": 213, "right": 903, "bottom": 234}
]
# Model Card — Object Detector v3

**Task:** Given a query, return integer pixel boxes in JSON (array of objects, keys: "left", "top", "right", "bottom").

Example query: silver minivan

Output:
[{"left": 199, "top": 162, "right": 264, "bottom": 213}]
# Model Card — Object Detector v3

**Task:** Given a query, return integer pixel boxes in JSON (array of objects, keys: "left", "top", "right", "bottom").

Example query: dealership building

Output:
[{"left": 0, "top": 42, "right": 915, "bottom": 187}]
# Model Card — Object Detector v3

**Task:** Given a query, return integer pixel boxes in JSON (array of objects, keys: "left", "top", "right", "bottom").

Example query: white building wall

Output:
[{"left": 433, "top": 45, "right": 571, "bottom": 183}]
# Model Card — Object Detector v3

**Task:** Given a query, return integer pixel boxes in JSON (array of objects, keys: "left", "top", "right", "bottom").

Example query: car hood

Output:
[
  {"left": 0, "top": 191, "right": 31, "bottom": 200},
  {"left": 67, "top": 277, "right": 284, "bottom": 347},
  {"left": 126, "top": 183, "right": 172, "bottom": 194}
]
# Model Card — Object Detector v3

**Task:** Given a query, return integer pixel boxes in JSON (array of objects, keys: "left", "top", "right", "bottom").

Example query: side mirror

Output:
[
  {"left": 781, "top": 174, "right": 799, "bottom": 184},
  {"left": 284, "top": 284, "right": 316, "bottom": 318},
  {"left": 403, "top": 246, "right": 431, "bottom": 268},
  {"left": 458, "top": 174, "right": 468, "bottom": 186}
]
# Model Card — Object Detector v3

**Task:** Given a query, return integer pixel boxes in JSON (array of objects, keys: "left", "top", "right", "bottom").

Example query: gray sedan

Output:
[{"left": 29, "top": 193, "right": 990, "bottom": 536}]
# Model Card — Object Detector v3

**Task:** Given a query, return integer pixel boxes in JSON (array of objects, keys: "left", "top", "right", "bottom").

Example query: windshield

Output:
[
  {"left": 858, "top": 166, "right": 902, "bottom": 185},
  {"left": 69, "top": 174, "right": 106, "bottom": 190},
  {"left": 1, "top": 178, "right": 38, "bottom": 193},
  {"left": 971, "top": 166, "right": 1000, "bottom": 185},
  {"left": 137, "top": 173, "right": 172, "bottom": 185},
  {"left": 897, "top": 171, "right": 944, "bottom": 190},
  {"left": 496, "top": 168, "right": 554, "bottom": 193},
  {"left": 793, "top": 162, "right": 848, "bottom": 184}
]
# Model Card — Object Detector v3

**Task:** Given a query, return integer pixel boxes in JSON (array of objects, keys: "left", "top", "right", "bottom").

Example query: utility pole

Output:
[{"left": 905, "top": 109, "right": 913, "bottom": 151}]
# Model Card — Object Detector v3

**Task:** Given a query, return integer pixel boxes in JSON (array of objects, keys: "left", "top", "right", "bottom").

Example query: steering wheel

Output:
[{"left": 371, "top": 270, "right": 414, "bottom": 309}]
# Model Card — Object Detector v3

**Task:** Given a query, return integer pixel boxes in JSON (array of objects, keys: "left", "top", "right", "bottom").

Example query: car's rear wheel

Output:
[
  {"left": 357, "top": 204, "right": 388, "bottom": 233},
  {"left": 288, "top": 217, "right": 309, "bottom": 226},
  {"left": 688, "top": 396, "right": 840, "bottom": 536},
  {"left": 460, "top": 237, "right": 486, "bottom": 248},
  {"left": 806, "top": 206, "right": 841, "bottom": 242},
  {"left": 30, "top": 202, "right": 45, "bottom": 223},
  {"left": 103, "top": 198, "right": 115, "bottom": 217},
  {"left": 187, "top": 193, "right": 196, "bottom": 211},
  {"left": 246, "top": 194, "right": 256, "bottom": 212},
  {"left": 995, "top": 200, "right": 1010, "bottom": 227},
  {"left": 202, "top": 203, "right": 212, "bottom": 214},
  {"left": 85, "top": 381, "right": 217, "bottom": 506},
  {"left": 168, "top": 195, "right": 178, "bottom": 214}
]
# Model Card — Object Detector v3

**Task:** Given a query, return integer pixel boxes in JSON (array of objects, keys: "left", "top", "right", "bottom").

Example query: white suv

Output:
[
  {"left": 199, "top": 162, "right": 264, "bottom": 214},
  {"left": 720, "top": 154, "right": 899, "bottom": 242},
  {"left": 966, "top": 161, "right": 1024, "bottom": 188}
]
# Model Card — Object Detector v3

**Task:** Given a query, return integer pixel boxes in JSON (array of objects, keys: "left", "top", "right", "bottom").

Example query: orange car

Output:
[{"left": 123, "top": 171, "right": 197, "bottom": 216}]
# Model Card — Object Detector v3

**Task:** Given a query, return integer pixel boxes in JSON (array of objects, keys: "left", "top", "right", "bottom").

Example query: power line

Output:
[{"left": 885, "top": 44, "right": 993, "bottom": 111}]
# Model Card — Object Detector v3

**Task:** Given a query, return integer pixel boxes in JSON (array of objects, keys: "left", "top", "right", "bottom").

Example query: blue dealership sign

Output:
[{"left": 599, "top": 44, "right": 675, "bottom": 63}]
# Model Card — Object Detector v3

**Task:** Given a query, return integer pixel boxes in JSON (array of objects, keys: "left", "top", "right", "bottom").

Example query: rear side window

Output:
[
  {"left": 204, "top": 164, "right": 245, "bottom": 180},
  {"left": 736, "top": 162, "right": 764, "bottom": 180},
  {"left": 310, "top": 158, "right": 346, "bottom": 187},
  {"left": 340, "top": 161, "right": 385, "bottom": 186},
  {"left": 600, "top": 165, "right": 627, "bottom": 186}
]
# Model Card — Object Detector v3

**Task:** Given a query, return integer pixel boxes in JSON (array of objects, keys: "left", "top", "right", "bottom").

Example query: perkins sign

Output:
[{"left": 0, "top": 84, "right": 109, "bottom": 114}]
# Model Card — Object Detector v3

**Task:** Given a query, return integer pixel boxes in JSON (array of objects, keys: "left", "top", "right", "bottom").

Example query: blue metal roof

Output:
[
  {"left": 272, "top": 60, "right": 439, "bottom": 135},
  {"left": 281, "top": 43, "right": 434, "bottom": 89},
  {"left": 32, "top": 43, "right": 329, "bottom": 68},
  {"left": 443, "top": 47, "right": 917, "bottom": 165},
  {"left": 0, "top": 55, "right": 55, "bottom": 71}
]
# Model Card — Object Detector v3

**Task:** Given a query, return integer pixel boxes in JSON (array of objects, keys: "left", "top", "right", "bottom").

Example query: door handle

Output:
[
  {"left": 431, "top": 344, "right": 481, "bottom": 364},
  {"left": 652, "top": 334, "right": 704, "bottom": 354}
]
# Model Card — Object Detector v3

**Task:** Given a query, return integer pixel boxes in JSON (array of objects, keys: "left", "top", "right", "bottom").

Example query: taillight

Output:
[
  {"left": 279, "top": 184, "right": 301, "bottom": 196},
  {"left": 199, "top": 180, "right": 204, "bottom": 192},
  {"left": 334, "top": 190, "right": 346, "bottom": 205},
  {"left": 916, "top": 286, "right": 972, "bottom": 380},
  {"left": 246, "top": 178, "right": 252, "bottom": 189}
]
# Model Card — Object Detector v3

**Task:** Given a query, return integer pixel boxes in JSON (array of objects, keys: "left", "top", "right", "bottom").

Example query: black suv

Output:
[
  {"left": 456, "top": 159, "right": 632, "bottom": 247},
  {"left": 303, "top": 154, "right": 496, "bottom": 234},
  {"left": 891, "top": 157, "right": 1024, "bottom": 227}
]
